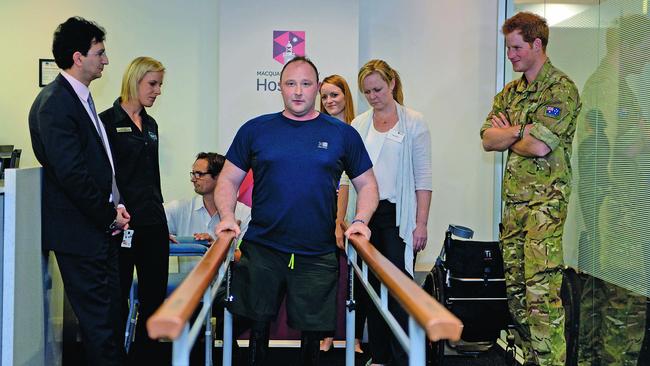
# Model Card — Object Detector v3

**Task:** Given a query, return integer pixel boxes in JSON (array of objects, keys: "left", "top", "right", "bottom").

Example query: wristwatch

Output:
[{"left": 518, "top": 123, "right": 527, "bottom": 140}]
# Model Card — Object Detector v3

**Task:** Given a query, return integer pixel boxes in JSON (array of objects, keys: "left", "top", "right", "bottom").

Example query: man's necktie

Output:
[{"left": 87, "top": 93, "right": 121, "bottom": 206}]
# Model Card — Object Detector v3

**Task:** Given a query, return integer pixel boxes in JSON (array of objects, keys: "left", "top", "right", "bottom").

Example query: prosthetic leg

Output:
[
  {"left": 298, "top": 331, "right": 322, "bottom": 366},
  {"left": 248, "top": 321, "right": 270, "bottom": 366}
]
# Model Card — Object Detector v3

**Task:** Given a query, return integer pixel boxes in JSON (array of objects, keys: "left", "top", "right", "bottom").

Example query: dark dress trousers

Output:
[{"left": 28, "top": 74, "right": 124, "bottom": 365}]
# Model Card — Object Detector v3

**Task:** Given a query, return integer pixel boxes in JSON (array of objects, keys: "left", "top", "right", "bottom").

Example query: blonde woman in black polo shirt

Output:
[{"left": 99, "top": 56, "right": 168, "bottom": 365}]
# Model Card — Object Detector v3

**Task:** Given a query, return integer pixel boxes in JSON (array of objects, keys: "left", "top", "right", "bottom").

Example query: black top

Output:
[{"left": 99, "top": 98, "right": 166, "bottom": 227}]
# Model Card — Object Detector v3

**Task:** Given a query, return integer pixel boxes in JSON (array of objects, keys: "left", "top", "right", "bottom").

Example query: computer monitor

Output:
[
  {"left": 0, "top": 145, "right": 19, "bottom": 180},
  {"left": 0, "top": 145, "right": 12, "bottom": 156},
  {"left": 10, "top": 149, "right": 21, "bottom": 168}
]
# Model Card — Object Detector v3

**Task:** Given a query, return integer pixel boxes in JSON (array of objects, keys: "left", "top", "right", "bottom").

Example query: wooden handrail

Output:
[
  {"left": 342, "top": 222, "right": 463, "bottom": 342},
  {"left": 146, "top": 230, "right": 237, "bottom": 340}
]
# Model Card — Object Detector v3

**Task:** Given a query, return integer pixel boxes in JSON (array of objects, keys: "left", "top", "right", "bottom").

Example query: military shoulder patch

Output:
[{"left": 545, "top": 106, "right": 561, "bottom": 119}]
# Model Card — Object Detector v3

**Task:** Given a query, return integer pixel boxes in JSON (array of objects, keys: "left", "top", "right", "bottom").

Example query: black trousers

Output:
[
  {"left": 119, "top": 223, "right": 170, "bottom": 365},
  {"left": 367, "top": 200, "right": 410, "bottom": 366},
  {"left": 55, "top": 235, "right": 125, "bottom": 366}
]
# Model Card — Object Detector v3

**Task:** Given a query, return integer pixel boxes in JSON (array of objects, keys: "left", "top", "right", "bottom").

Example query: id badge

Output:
[
  {"left": 387, "top": 130, "right": 405, "bottom": 143},
  {"left": 121, "top": 229, "right": 134, "bottom": 248}
]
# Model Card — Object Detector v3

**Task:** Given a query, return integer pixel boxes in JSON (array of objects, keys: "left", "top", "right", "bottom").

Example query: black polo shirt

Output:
[{"left": 99, "top": 98, "right": 166, "bottom": 227}]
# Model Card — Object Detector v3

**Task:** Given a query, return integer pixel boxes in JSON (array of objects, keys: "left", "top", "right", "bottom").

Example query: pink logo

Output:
[{"left": 273, "top": 31, "right": 305, "bottom": 65}]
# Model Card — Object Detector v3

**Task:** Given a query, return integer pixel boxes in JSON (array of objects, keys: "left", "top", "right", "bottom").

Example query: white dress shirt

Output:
[
  {"left": 165, "top": 195, "right": 251, "bottom": 238},
  {"left": 165, "top": 195, "right": 251, "bottom": 272},
  {"left": 60, "top": 71, "right": 115, "bottom": 174}
]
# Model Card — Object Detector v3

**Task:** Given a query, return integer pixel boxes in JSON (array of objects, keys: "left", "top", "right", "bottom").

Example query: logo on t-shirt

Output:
[
  {"left": 317, "top": 141, "right": 329, "bottom": 149},
  {"left": 148, "top": 130, "right": 158, "bottom": 142}
]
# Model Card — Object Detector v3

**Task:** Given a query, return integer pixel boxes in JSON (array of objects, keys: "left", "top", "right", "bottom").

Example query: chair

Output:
[{"left": 124, "top": 241, "right": 209, "bottom": 351}]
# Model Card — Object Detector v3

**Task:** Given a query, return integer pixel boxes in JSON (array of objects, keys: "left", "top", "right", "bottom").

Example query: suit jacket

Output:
[{"left": 29, "top": 74, "right": 116, "bottom": 256}]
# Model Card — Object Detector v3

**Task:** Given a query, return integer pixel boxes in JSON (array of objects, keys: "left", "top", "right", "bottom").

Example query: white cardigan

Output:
[{"left": 345, "top": 102, "right": 432, "bottom": 275}]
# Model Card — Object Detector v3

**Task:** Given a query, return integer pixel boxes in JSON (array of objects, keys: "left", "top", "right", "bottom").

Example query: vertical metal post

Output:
[
  {"left": 345, "top": 245, "right": 357, "bottom": 366},
  {"left": 408, "top": 317, "right": 426, "bottom": 366},
  {"left": 203, "top": 286, "right": 213, "bottom": 366},
  {"left": 347, "top": 233, "right": 435, "bottom": 365},
  {"left": 380, "top": 284, "right": 388, "bottom": 310},
  {"left": 223, "top": 261, "right": 234, "bottom": 366},
  {"left": 173, "top": 323, "right": 191, "bottom": 366},
  {"left": 223, "top": 308, "right": 233, "bottom": 366}
]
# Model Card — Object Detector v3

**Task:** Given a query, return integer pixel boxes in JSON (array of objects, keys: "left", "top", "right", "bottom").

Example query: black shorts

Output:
[{"left": 228, "top": 242, "right": 339, "bottom": 331}]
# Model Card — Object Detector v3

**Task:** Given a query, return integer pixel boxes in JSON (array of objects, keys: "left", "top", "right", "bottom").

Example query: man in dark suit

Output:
[{"left": 29, "top": 17, "right": 130, "bottom": 365}]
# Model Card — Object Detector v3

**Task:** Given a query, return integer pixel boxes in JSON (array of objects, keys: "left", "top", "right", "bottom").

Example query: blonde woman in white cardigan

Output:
[{"left": 341, "top": 59, "right": 432, "bottom": 366}]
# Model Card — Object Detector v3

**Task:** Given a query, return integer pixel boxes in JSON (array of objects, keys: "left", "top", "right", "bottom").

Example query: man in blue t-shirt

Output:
[{"left": 215, "top": 56, "right": 378, "bottom": 366}]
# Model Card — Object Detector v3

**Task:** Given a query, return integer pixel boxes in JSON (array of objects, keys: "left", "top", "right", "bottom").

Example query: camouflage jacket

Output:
[{"left": 481, "top": 59, "right": 581, "bottom": 204}]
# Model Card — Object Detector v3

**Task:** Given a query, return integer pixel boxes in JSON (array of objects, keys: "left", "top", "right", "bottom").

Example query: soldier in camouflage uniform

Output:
[
  {"left": 575, "top": 15, "right": 650, "bottom": 366},
  {"left": 480, "top": 12, "right": 581, "bottom": 365}
]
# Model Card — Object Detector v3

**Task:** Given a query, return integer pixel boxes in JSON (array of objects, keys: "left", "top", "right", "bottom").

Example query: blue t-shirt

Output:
[{"left": 226, "top": 112, "right": 372, "bottom": 255}]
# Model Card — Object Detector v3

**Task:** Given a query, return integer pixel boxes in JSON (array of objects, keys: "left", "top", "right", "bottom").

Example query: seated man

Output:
[
  {"left": 165, "top": 152, "right": 251, "bottom": 272},
  {"left": 165, "top": 152, "right": 252, "bottom": 359}
]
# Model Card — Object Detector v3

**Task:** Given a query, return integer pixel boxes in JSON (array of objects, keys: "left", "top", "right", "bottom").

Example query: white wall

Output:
[
  {"left": 0, "top": 0, "right": 220, "bottom": 202},
  {"left": 359, "top": 0, "right": 499, "bottom": 265},
  {"left": 0, "top": 0, "right": 499, "bottom": 267},
  {"left": 217, "top": 0, "right": 359, "bottom": 152}
]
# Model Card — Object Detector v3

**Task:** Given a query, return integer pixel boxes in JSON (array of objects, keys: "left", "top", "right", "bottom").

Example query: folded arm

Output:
[{"left": 482, "top": 112, "right": 550, "bottom": 157}]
